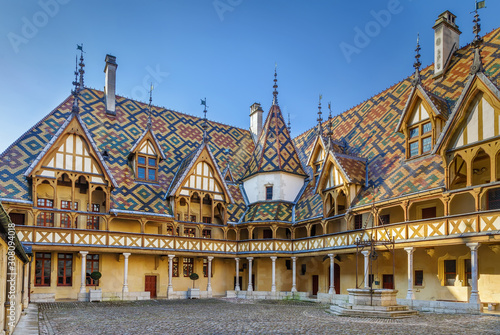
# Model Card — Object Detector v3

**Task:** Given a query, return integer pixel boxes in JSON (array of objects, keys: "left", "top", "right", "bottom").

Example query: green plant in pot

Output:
[
  {"left": 189, "top": 273, "right": 199, "bottom": 289},
  {"left": 90, "top": 271, "right": 102, "bottom": 290}
]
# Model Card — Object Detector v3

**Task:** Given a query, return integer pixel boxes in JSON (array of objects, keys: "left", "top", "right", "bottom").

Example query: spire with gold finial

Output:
[
  {"left": 327, "top": 101, "right": 333, "bottom": 137},
  {"left": 71, "top": 54, "right": 80, "bottom": 114},
  {"left": 147, "top": 83, "right": 153, "bottom": 129},
  {"left": 470, "top": 0, "right": 486, "bottom": 75},
  {"left": 412, "top": 34, "right": 422, "bottom": 86},
  {"left": 316, "top": 94, "right": 323, "bottom": 135},
  {"left": 77, "top": 44, "right": 85, "bottom": 89},
  {"left": 272, "top": 63, "right": 278, "bottom": 106},
  {"left": 201, "top": 98, "right": 209, "bottom": 142}
]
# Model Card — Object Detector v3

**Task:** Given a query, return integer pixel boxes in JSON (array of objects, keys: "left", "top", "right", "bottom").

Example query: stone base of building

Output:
[
  {"left": 31, "top": 293, "right": 55, "bottom": 302},
  {"left": 225, "top": 290, "right": 309, "bottom": 300},
  {"left": 397, "top": 298, "right": 483, "bottom": 314},
  {"left": 75, "top": 291, "right": 150, "bottom": 302}
]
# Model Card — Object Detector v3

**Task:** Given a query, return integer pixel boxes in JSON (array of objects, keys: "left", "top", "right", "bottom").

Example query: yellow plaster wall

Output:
[{"left": 108, "top": 218, "right": 141, "bottom": 233}]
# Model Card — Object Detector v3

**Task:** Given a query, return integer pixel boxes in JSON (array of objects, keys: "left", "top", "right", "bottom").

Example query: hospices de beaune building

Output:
[{"left": 1, "top": 9, "right": 500, "bottom": 318}]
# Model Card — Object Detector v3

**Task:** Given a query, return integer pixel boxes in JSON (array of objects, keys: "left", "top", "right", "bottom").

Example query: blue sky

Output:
[{"left": 0, "top": 0, "right": 498, "bottom": 153}]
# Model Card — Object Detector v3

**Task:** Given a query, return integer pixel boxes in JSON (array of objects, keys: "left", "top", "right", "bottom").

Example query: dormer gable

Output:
[
  {"left": 129, "top": 127, "right": 165, "bottom": 183},
  {"left": 166, "top": 143, "right": 233, "bottom": 204},
  {"left": 306, "top": 135, "right": 326, "bottom": 184},
  {"left": 397, "top": 84, "right": 449, "bottom": 159},
  {"left": 434, "top": 73, "right": 500, "bottom": 155},
  {"left": 24, "top": 113, "right": 117, "bottom": 188},
  {"left": 315, "top": 151, "right": 366, "bottom": 193}
]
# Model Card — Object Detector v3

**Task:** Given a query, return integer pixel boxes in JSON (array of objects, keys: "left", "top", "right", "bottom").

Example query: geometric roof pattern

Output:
[
  {"left": 242, "top": 201, "right": 294, "bottom": 223},
  {"left": 243, "top": 103, "right": 307, "bottom": 179},
  {"left": 1, "top": 27, "right": 500, "bottom": 224}
]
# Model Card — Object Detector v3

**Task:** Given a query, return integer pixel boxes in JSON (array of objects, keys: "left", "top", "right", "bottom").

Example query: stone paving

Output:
[{"left": 35, "top": 299, "right": 500, "bottom": 335}]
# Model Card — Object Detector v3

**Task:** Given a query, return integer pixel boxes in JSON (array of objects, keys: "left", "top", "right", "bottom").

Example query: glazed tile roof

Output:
[
  {"left": 294, "top": 27, "right": 500, "bottom": 211},
  {"left": 332, "top": 152, "right": 366, "bottom": 185},
  {"left": 243, "top": 104, "right": 306, "bottom": 179},
  {"left": 1, "top": 27, "right": 500, "bottom": 223},
  {"left": 241, "top": 201, "right": 294, "bottom": 223},
  {"left": 0, "top": 90, "right": 254, "bottom": 218}
]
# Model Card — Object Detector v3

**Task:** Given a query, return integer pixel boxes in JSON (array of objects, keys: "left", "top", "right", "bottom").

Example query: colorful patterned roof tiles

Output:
[
  {"left": 243, "top": 104, "right": 307, "bottom": 179},
  {"left": 242, "top": 201, "right": 294, "bottom": 223}
]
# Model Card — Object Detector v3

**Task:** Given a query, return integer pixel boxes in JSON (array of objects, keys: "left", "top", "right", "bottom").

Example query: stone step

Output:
[{"left": 330, "top": 305, "right": 418, "bottom": 319}]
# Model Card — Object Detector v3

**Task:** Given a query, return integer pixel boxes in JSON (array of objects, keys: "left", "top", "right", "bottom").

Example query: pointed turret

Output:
[{"left": 242, "top": 70, "right": 307, "bottom": 204}]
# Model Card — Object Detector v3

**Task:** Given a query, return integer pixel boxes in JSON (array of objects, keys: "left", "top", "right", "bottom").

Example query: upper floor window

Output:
[
  {"left": 266, "top": 186, "right": 273, "bottom": 200},
  {"left": 133, "top": 139, "right": 159, "bottom": 182},
  {"left": 137, "top": 154, "right": 157, "bottom": 182},
  {"left": 408, "top": 120, "right": 432, "bottom": 158}
]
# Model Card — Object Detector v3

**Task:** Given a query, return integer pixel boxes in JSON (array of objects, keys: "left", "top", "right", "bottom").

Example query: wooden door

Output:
[
  {"left": 312, "top": 275, "right": 319, "bottom": 295},
  {"left": 334, "top": 263, "right": 340, "bottom": 294},
  {"left": 145, "top": 275, "right": 157, "bottom": 298},
  {"left": 383, "top": 274, "right": 394, "bottom": 289}
]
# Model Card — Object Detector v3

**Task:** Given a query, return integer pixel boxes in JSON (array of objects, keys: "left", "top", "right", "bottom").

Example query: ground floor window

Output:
[
  {"left": 57, "top": 253, "right": 73, "bottom": 286},
  {"left": 444, "top": 259, "right": 456, "bottom": 286},
  {"left": 203, "top": 258, "right": 213, "bottom": 277},
  {"left": 86, "top": 254, "right": 100, "bottom": 286},
  {"left": 465, "top": 259, "right": 472, "bottom": 286},
  {"left": 35, "top": 252, "right": 51, "bottom": 286},
  {"left": 183, "top": 257, "right": 194, "bottom": 277},
  {"left": 415, "top": 270, "right": 423, "bottom": 286}
]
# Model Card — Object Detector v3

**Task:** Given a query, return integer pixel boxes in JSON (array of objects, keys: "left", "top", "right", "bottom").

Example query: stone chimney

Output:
[
  {"left": 433, "top": 11, "right": 461, "bottom": 78},
  {"left": 250, "top": 103, "right": 264, "bottom": 142},
  {"left": 104, "top": 54, "right": 117, "bottom": 115}
]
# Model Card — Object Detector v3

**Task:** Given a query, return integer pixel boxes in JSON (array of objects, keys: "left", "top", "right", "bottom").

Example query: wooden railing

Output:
[{"left": 16, "top": 211, "right": 500, "bottom": 255}]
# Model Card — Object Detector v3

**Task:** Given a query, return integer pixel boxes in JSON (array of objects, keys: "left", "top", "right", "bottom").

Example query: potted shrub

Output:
[
  {"left": 188, "top": 273, "right": 200, "bottom": 299},
  {"left": 89, "top": 271, "right": 102, "bottom": 302}
]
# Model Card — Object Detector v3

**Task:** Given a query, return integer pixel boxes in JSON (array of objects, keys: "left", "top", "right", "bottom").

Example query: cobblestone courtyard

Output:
[{"left": 37, "top": 299, "right": 500, "bottom": 335}]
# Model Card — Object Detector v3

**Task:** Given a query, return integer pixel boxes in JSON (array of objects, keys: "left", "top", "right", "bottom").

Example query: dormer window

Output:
[
  {"left": 137, "top": 154, "right": 157, "bottom": 182},
  {"left": 408, "top": 120, "right": 432, "bottom": 158},
  {"left": 132, "top": 139, "right": 160, "bottom": 182}
]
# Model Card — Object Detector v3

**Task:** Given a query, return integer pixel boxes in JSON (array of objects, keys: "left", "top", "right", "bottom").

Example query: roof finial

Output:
[
  {"left": 316, "top": 94, "right": 323, "bottom": 135},
  {"left": 272, "top": 63, "right": 278, "bottom": 106},
  {"left": 71, "top": 54, "right": 80, "bottom": 114},
  {"left": 412, "top": 33, "right": 422, "bottom": 85},
  {"left": 77, "top": 44, "right": 85, "bottom": 89},
  {"left": 287, "top": 113, "right": 291, "bottom": 133},
  {"left": 327, "top": 101, "right": 333, "bottom": 137},
  {"left": 470, "top": 1, "right": 486, "bottom": 75},
  {"left": 147, "top": 83, "right": 153, "bottom": 129},
  {"left": 201, "top": 98, "right": 209, "bottom": 142}
]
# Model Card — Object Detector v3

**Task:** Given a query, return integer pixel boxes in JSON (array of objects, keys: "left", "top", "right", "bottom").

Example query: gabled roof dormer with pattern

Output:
[
  {"left": 243, "top": 103, "right": 307, "bottom": 180},
  {"left": 433, "top": 71, "right": 500, "bottom": 156},
  {"left": 24, "top": 110, "right": 118, "bottom": 189},
  {"left": 165, "top": 141, "right": 234, "bottom": 204}
]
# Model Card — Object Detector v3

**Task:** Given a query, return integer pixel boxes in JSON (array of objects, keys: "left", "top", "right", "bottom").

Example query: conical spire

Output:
[
  {"left": 272, "top": 63, "right": 278, "bottom": 106},
  {"left": 470, "top": 4, "right": 485, "bottom": 75},
  {"left": 316, "top": 94, "right": 323, "bottom": 135},
  {"left": 412, "top": 34, "right": 422, "bottom": 85}
]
